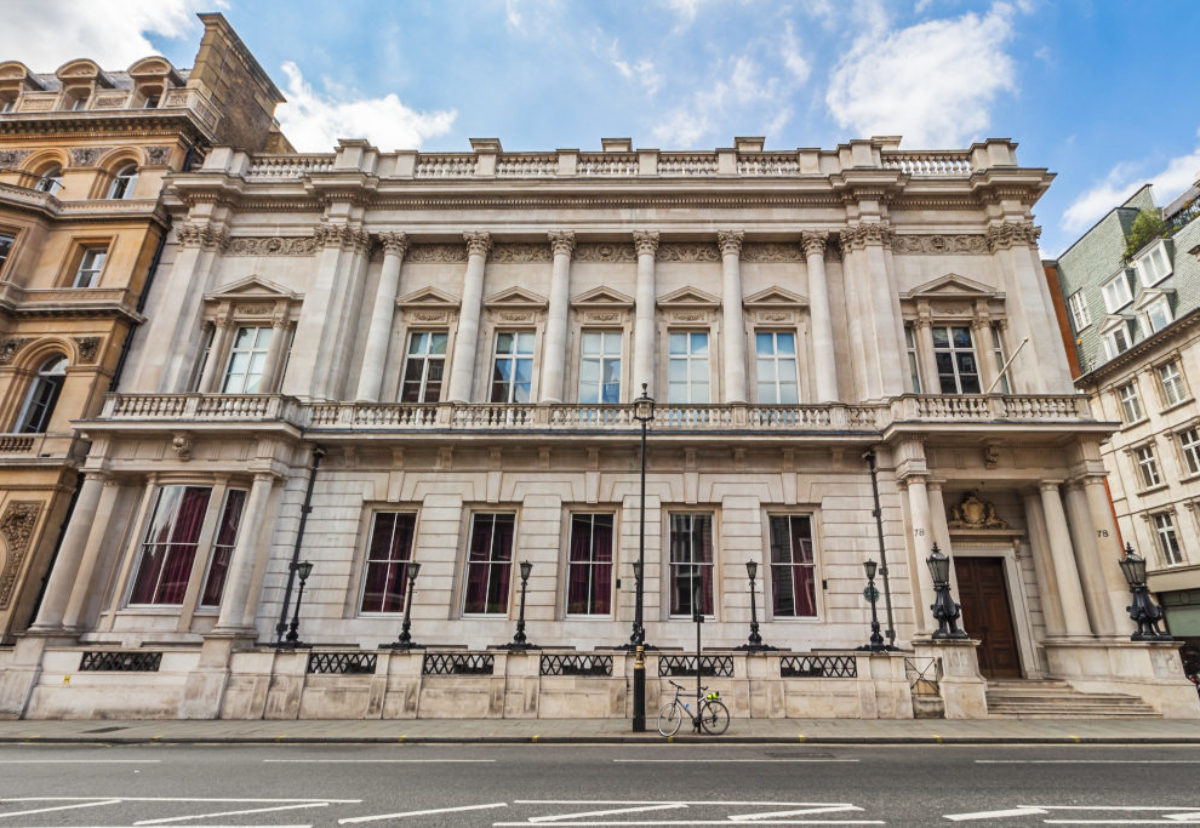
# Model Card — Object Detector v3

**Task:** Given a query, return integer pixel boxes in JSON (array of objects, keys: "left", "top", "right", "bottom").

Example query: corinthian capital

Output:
[
  {"left": 985, "top": 220, "right": 1041, "bottom": 252},
  {"left": 632, "top": 230, "right": 660, "bottom": 258},
  {"left": 463, "top": 231, "right": 492, "bottom": 258},
  {"left": 378, "top": 231, "right": 409, "bottom": 257},
  {"left": 800, "top": 230, "right": 829, "bottom": 258},
  {"left": 717, "top": 230, "right": 744, "bottom": 258},
  {"left": 548, "top": 230, "right": 576, "bottom": 258}
]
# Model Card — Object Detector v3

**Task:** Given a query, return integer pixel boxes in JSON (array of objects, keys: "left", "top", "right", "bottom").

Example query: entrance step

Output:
[{"left": 985, "top": 680, "right": 1160, "bottom": 718}]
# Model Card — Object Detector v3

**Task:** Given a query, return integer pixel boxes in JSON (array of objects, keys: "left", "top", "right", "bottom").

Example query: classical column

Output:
[
  {"left": 60, "top": 478, "right": 123, "bottom": 630},
  {"left": 28, "top": 471, "right": 108, "bottom": 632},
  {"left": 446, "top": 231, "right": 492, "bottom": 403},
  {"left": 355, "top": 232, "right": 409, "bottom": 402},
  {"left": 213, "top": 473, "right": 276, "bottom": 634},
  {"left": 837, "top": 230, "right": 873, "bottom": 398},
  {"left": 801, "top": 231, "right": 838, "bottom": 402},
  {"left": 1038, "top": 481, "right": 1093, "bottom": 636},
  {"left": 540, "top": 231, "right": 575, "bottom": 403},
  {"left": 1082, "top": 475, "right": 1135, "bottom": 634},
  {"left": 632, "top": 230, "right": 659, "bottom": 397},
  {"left": 972, "top": 315, "right": 998, "bottom": 393},
  {"left": 915, "top": 316, "right": 940, "bottom": 394},
  {"left": 1022, "top": 490, "right": 1066, "bottom": 637},
  {"left": 197, "top": 314, "right": 234, "bottom": 393},
  {"left": 718, "top": 230, "right": 747, "bottom": 404},
  {"left": 258, "top": 310, "right": 291, "bottom": 394},
  {"left": 903, "top": 475, "right": 938, "bottom": 635},
  {"left": 1063, "top": 481, "right": 1116, "bottom": 636}
]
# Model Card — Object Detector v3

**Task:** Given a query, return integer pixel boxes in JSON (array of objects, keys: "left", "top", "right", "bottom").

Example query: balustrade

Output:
[
  {"left": 657, "top": 153, "right": 719, "bottom": 176},
  {"left": 495, "top": 154, "right": 557, "bottom": 177},
  {"left": 244, "top": 154, "right": 335, "bottom": 179},
  {"left": 880, "top": 151, "right": 973, "bottom": 176},
  {"left": 737, "top": 153, "right": 800, "bottom": 175},
  {"left": 577, "top": 153, "right": 639, "bottom": 176},
  {"left": 413, "top": 154, "right": 476, "bottom": 178}
]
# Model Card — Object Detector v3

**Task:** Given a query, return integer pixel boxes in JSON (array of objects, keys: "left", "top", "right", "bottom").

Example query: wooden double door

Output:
[{"left": 954, "top": 556, "right": 1022, "bottom": 679}]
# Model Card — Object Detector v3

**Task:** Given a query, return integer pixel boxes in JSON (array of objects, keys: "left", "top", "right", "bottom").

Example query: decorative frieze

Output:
[
  {"left": 491, "top": 243, "right": 551, "bottom": 263},
  {"left": 986, "top": 220, "right": 1041, "bottom": 251},
  {"left": 574, "top": 242, "right": 636, "bottom": 263},
  {"left": 0, "top": 338, "right": 31, "bottom": 365},
  {"left": 226, "top": 236, "right": 320, "bottom": 256},
  {"left": 838, "top": 222, "right": 894, "bottom": 253},
  {"left": 658, "top": 242, "right": 719, "bottom": 263},
  {"left": 0, "top": 501, "right": 42, "bottom": 609},
  {"left": 406, "top": 244, "right": 468, "bottom": 263},
  {"left": 0, "top": 149, "right": 31, "bottom": 169},
  {"left": 742, "top": 242, "right": 804, "bottom": 262},
  {"left": 548, "top": 230, "right": 576, "bottom": 258},
  {"left": 176, "top": 222, "right": 229, "bottom": 251},
  {"left": 73, "top": 336, "right": 101, "bottom": 363},
  {"left": 70, "top": 147, "right": 110, "bottom": 166},
  {"left": 891, "top": 234, "right": 989, "bottom": 255},
  {"left": 144, "top": 145, "right": 172, "bottom": 166}
]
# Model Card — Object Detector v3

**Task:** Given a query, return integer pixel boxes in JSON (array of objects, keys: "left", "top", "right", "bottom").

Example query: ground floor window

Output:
[
  {"left": 768, "top": 515, "right": 817, "bottom": 617},
  {"left": 360, "top": 512, "right": 418, "bottom": 613},
  {"left": 464, "top": 513, "right": 515, "bottom": 614},
  {"left": 567, "top": 513, "right": 614, "bottom": 615},
  {"left": 669, "top": 513, "right": 714, "bottom": 617},
  {"left": 129, "top": 486, "right": 212, "bottom": 605},
  {"left": 199, "top": 489, "right": 248, "bottom": 607}
]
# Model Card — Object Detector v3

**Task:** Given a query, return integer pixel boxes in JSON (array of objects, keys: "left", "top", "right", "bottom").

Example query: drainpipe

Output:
[
  {"left": 864, "top": 450, "right": 897, "bottom": 648},
  {"left": 275, "top": 444, "right": 325, "bottom": 645}
]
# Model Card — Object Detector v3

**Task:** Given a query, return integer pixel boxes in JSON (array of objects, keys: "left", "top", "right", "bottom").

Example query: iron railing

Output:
[
  {"left": 422, "top": 653, "right": 494, "bottom": 676},
  {"left": 780, "top": 655, "right": 857, "bottom": 678},
  {"left": 657, "top": 654, "right": 734, "bottom": 678},
  {"left": 307, "top": 652, "right": 377, "bottom": 675},
  {"left": 79, "top": 651, "right": 162, "bottom": 672},
  {"left": 540, "top": 654, "right": 613, "bottom": 677}
]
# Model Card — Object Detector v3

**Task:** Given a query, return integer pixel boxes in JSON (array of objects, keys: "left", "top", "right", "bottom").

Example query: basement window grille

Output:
[
  {"left": 79, "top": 651, "right": 162, "bottom": 672},
  {"left": 540, "top": 654, "right": 613, "bottom": 677},
  {"left": 307, "top": 652, "right": 377, "bottom": 675},
  {"left": 422, "top": 652, "right": 494, "bottom": 676},
  {"left": 657, "top": 654, "right": 734, "bottom": 678},
  {"left": 780, "top": 655, "right": 857, "bottom": 679}
]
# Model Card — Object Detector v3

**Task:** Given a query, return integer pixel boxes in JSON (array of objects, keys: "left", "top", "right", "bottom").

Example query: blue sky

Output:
[{"left": 5, "top": 0, "right": 1200, "bottom": 255}]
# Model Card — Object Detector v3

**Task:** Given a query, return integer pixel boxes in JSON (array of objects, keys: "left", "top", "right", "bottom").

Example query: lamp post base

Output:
[
  {"left": 382, "top": 641, "right": 425, "bottom": 650},
  {"left": 496, "top": 642, "right": 540, "bottom": 651}
]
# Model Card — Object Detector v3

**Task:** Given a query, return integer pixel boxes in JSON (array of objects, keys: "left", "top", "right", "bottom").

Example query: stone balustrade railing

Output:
[
  {"left": 577, "top": 153, "right": 640, "bottom": 177},
  {"left": 413, "top": 154, "right": 476, "bottom": 178},
  {"left": 495, "top": 154, "right": 557, "bottom": 178},
  {"left": 737, "top": 153, "right": 801, "bottom": 176},
  {"left": 93, "top": 393, "right": 1095, "bottom": 433},
  {"left": 0, "top": 433, "right": 81, "bottom": 458},
  {"left": 881, "top": 151, "right": 974, "bottom": 176},
  {"left": 244, "top": 154, "right": 335, "bottom": 179},
  {"left": 657, "top": 153, "right": 720, "bottom": 176}
]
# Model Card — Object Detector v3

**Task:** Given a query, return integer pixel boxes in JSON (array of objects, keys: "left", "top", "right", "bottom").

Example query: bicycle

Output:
[{"left": 657, "top": 679, "right": 730, "bottom": 736}]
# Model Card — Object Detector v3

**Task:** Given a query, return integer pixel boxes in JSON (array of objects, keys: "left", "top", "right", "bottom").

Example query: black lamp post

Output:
[
  {"left": 500, "top": 561, "right": 537, "bottom": 650},
  {"left": 1119, "top": 544, "right": 1172, "bottom": 642},
  {"left": 927, "top": 544, "right": 968, "bottom": 640},
  {"left": 736, "top": 560, "right": 778, "bottom": 651},
  {"left": 856, "top": 558, "right": 889, "bottom": 652},
  {"left": 280, "top": 560, "right": 313, "bottom": 648},
  {"left": 629, "top": 383, "right": 655, "bottom": 733},
  {"left": 385, "top": 561, "right": 422, "bottom": 650}
]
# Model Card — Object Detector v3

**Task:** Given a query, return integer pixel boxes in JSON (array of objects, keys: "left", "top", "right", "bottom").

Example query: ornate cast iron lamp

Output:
[
  {"left": 927, "top": 544, "right": 968, "bottom": 640},
  {"left": 736, "top": 560, "right": 778, "bottom": 651},
  {"left": 500, "top": 561, "right": 537, "bottom": 650},
  {"left": 385, "top": 561, "right": 422, "bottom": 650},
  {"left": 857, "top": 559, "right": 896, "bottom": 652},
  {"left": 280, "top": 560, "right": 313, "bottom": 649},
  {"left": 1119, "top": 544, "right": 1172, "bottom": 641}
]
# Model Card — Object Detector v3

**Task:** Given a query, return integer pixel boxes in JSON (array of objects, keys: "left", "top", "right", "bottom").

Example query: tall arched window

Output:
[
  {"left": 35, "top": 165, "right": 62, "bottom": 195},
  {"left": 107, "top": 164, "right": 138, "bottom": 199},
  {"left": 17, "top": 356, "right": 68, "bottom": 433}
]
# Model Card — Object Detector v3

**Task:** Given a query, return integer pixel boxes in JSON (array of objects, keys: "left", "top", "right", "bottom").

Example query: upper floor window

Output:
[
  {"left": 0, "top": 233, "right": 13, "bottom": 275},
  {"left": 221, "top": 326, "right": 272, "bottom": 394},
  {"left": 400, "top": 331, "right": 447, "bottom": 403},
  {"left": 35, "top": 165, "right": 62, "bottom": 195},
  {"left": 72, "top": 247, "right": 106, "bottom": 288},
  {"left": 69, "top": 94, "right": 88, "bottom": 111},
  {"left": 578, "top": 331, "right": 622, "bottom": 404},
  {"left": 668, "top": 331, "right": 710, "bottom": 404},
  {"left": 463, "top": 513, "right": 515, "bottom": 615},
  {"left": 991, "top": 324, "right": 1011, "bottom": 394},
  {"left": 129, "top": 485, "right": 213, "bottom": 605},
  {"left": 107, "top": 164, "right": 138, "bottom": 199},
  {"left": 1153, "top": 512, "right": 1184, "bottom": 566},
  {"left": 198, "top": 489, "right": 248, "bottom": 608},
  {"left": 905, "top": 325, "right": 922, "bottom": 393},
  {"left": 1135, "top": 243, "right": 1172, "bottom": 287},
  {"left": 359, "top": 512, "right": 416, "bottom": 614},
  {"left": 1103, "top": 323, "right": 1131, "bottom": 360},
  {"left": 0, "top": 98, "right": 14, "bottom": 113},
  {"left": 1179, "top": 428, "right": 1200, "bottom": 477},
  {"left": 17, "top": 356, "right": 67, "bottom": 433},
  {"left": 143, "top": 95, "right": 160, "bottom": 109},
  {"left": 1142, "top": 295, "right": 1173, "bottom": 335},
  {"left": 1068, "top": 290, "right": 1091, "bottom": 332},
  {"left": 669, "top": 513, "right": 714, "bottom": 617},
  {"left": 1159, "top": 361, "right": 1186, "bottom": 407},
  {"left": 566, "top": 513, "right": 614, "bottom": 616},
  {"left": 755, "top": 332, "right": 798, "bottom": 404},
  {"left": 1118, "top": 381, "right": 1143, "bottom": 423},
  {"left": 768, "top": 515, "right": 817, "bottom": 618},
  {"left": 933, "top": 326, "right": 980, "bottom": 394},
  {"left": 490, "top": 331, "right": 534, "bottom": 403},
  {"left": 1134, "top": 445, "right": 1161, "bottom": 489},
  {"left": 1101, "top": 272, "right": 1132, "bottom": 313}
]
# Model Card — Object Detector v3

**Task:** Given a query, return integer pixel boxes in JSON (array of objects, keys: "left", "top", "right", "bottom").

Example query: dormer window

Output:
[
  {"left": 1101, "top": 271, "right": 1132, "bottom": 313},
  {"left": 143, "top": 94, "right": 160, "bottom": 109},
  {"left": 1103, "top": 321, "right": 1131, "bottom": 360},
  {"left": 35, "top": 165, "right": 62, "bottom": 195},
  {"left": 0, "top": 97, "right": 13, "bottom": 113},
  {"left": 1134, "top": 241, "right": 1172, "bottom": 287},
  {"left": 1143, "top": 294, "right": 1173, "bottom": 334},
  {"left": 68, "top": 94, "right": 88, "bottom": 111},
  {"left": 107, "top": 164, "right": 138, "bottom": 199}
]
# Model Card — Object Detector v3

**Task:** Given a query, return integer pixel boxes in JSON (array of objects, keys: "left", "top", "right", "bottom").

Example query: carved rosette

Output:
[
  {"left": 463, "top": 231, "right": 492, "bottom": 259},
  {"left": 0, "top": 338, "right": 31, "bottom": 365},
  {"left": 717, "top": 230, "right": 744, "bottom": 258},
  {"left": 227, "top": 236, "right": 320, "bottom": 256},
  {"left": 632, "top": 230, "right": 660, "bottom": 258},
  {"left": 658, "top": 242, "right": 719, "bottom": 263},
  {"left": 891, "top": 234, "right": 989, "bottom": 255},
  {"left": 378, "top": 231, "right": 409, "bottom": 259},
  {"left": 548, "top": 230, "right": 576, "bottom": 259},
  {"left": 176, "top": 222, "right": 229, "bottom": 252},
  {"left": 73, "top": 336, "right": 101, "bottom": 364},
  {"left": 575, "top": 242, "right": 636, "bottom": 263},
  {"left": 800, "top": 230, "right": 829, "bottom": 258},
  {"left": 986, "top": 220, "right": 1042, "bottom": 252},
  {"left": 0, "top": 501, "right": 42, "bottom": 610},
  {"left": 491, "top": 243, "right": 551, "bottom": 263}
]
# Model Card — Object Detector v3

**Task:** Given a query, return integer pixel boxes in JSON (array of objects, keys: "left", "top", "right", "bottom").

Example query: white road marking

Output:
[
  {"left": 514, "top": 801, "right": 860, "bottom": 806},
  {"left": 0, "top": 760, "right": 161, "bottom": 764},
  {"left": 528, "top": 804, "right": 688, "bottom": 822},
  {"left": 495, "top": 821, "right": 884, "bottom": 826},
  {"left": 613, "top": 759, "right": 860, "bottom": 764},
  {"left": 0, "top": 798, "right": 358, "bottom": 804},
  {"left": 0, "top": 800, "right": 120, "bottom": 820},
  {"left": 731, "top": 805, "right": 863, "bottom": 821},
  {"left": 264, "top": 759, "right": 496, "bottom": 764},
  {"left": 134, "top": 802, "right": 331, "bottom": 825},
  {"left": 945, "top": 807, "right": 1049, "bottom": 821},
  {"left": 340, "top": 802, "right": 508, "bottom": 823}
]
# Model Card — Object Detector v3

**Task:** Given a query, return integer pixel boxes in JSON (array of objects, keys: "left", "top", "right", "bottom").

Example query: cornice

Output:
[
  {"left": 1076, "top": 306, "right": 1200, "bottom": 388},
  {"left": 0, "top": 110, "right": 210, "bottom": 143}
]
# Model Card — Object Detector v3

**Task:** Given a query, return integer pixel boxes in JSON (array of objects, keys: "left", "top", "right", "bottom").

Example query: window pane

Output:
[
  {"left": 776, "top": 334, "right": 795, "bottom": 355},
  {"left": 603, "top": 333, "right": 621, "bottom": 355},
  {"left": 130, "top": 486, "right": 212, "bottom": 606},
  {"left": 429, "top": 333, "right": 448, "bottom": 354},
  {"left": 360, "top": 513, "right": 416, "bottom": 614},
  {"left": 756, "top": 333, "right": 774, "bottom": 355},
  {"left": 582, "top": 332, "right": 601, "bottom": 355},
  {"left": 669, "top": 332, "right": 687, "bottom": 354},
  {"left": 200, "top": 489, "right": 247, "bottom": 607},
  {"left": 517, "top": 332, "right": 535, "bottom": 353},
  {"left": 496, "top": 332, "right": 514, "bottom": 353},
  {"left": 691, "top": 333, "right": 708, "bottom": 354}
]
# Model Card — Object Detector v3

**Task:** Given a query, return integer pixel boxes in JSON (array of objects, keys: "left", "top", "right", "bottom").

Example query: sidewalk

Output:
[{"left": 2, "top": 717, "right": 1200, "bottom": 745}]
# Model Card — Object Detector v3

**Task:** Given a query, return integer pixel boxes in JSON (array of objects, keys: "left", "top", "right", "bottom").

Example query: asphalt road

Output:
[{"left": 1, "top": 742, "right": 1199, "bottom": 826}]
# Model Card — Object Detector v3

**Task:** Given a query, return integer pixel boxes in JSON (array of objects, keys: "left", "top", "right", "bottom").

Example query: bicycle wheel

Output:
[
  {"left": 700, "top": 699, "right": 730, "bottom": 735},
  {"left": 657, "top": 702, "right": 683, "bottom": 737}
]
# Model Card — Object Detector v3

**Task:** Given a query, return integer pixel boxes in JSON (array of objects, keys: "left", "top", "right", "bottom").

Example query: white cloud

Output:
[
  {"left": 1062, "top": 132, "right": 1200, "bottom": 232},
  {"left": 505, "top": 0, "right": 522, "bottom": 30},
  {"left": 781, "top": 22, "right": 812, "bottom": 85},
  {"left": 605, "top": 39, "right": 662, "bottom": 97},
  {"left": 663, "top": 0, "right": 706, "bottom": 23},
  {"left": 0, "top": 0, "right": 214, "bottom": 70},
  {"left": 825, "top": 2, "right": 1017, "bottom": 147},
  {"left": 652, "top": 55, "right": 785, "bottom": 147},
  {"left": 276, "top": 62, "right": 456, "bottom": 152}
]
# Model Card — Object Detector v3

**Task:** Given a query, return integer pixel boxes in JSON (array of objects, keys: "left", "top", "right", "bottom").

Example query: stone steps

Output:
[{"left": 986, "top": 680, "right": 1160, "bottom": 718}]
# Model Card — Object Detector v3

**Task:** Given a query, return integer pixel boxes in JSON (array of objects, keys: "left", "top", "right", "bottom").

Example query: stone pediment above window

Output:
[
  {"left": 1131, "top": 287, "right": 1175, "bottom": 312},
  {"left": 483, "top": 286, "right": 548, "bottom": 310},
  {"left": 203, "top": 276, "right": 302, "bottom": 304},
  {"left": 901, "top": 273, "right": 1004, "bottom": 321},
  {"left": 203, "top": 276, "right": 302, "bottom": 325},
  {"left": 657, "top": 285, "right": 721, "bottom": 310},
  {"left": 396, "top": 286, "right": 460, "bottom": 309},
  {"left": 902, "top": 273, "right": 1003, "bottom": 301},
  {"left": 570, "top": 286, "right": 634, "bottom": 308},
  {"left": 742, "top": 286, "right": 809, "bottom": 309},
  {"left": 1099, "top": 313, "right": 1134, "bottom": 334}
]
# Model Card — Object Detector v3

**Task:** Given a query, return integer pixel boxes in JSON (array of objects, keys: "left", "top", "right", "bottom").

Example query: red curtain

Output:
[{"left": 200, "top": 489, "right": 247, "bottom": 607}]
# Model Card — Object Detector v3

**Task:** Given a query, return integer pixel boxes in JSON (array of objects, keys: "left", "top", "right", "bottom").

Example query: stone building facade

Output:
[
  {"left": 1049, "top": 178, "right": 1200, "bottom": 685},
  {"left": 0, "top": 14, "right": 288, "bottom": 645},
  {"left": 1, "top": 135, "right": 1195, "bottom": 721}
]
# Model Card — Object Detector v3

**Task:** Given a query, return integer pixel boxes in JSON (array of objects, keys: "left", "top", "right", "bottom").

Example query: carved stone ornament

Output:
[
  {"left": 497, "top": 311, "right": 534, "bottom": 322},
  {"left": 227, "top": 236, "right": 320, "bottom": 257},
  {"left": 0, "top": 338, "right": 31, "bottom": 365},
  {"left": 70, "top": 147, "right": 108, "bottom": 166},
  {"left": 144, "top": 145, "right": 172, "bottom": 166},
  {"left": 575, "top": 242, "right": 636, "bottom": 263},
  {"left": 238, "top": 304, "right": 274, "bottom": 316},
  {"left": 756, "top": 311, "right": 793, "bottom": 323},
  {"left": 410, "top": 311, "right": 449, "bottom": 322},
  {"left": 91, "top": 94, "right": 128, "bottom": 109},
  {"left": 584, "top": 310, "right": 622, "bottom": 322},
  {"left": 891, "top": 234, "right": 989, "bottom": 255},
  {"left": 0, "top": 149, "right": 31, "bottom": 169},
  {"left": 743, "top": 242, "right": 804, "bottom": 263},
  {"left": 0, "top": 500, "right": 42, "bottom": 609},
  {"left": 378, "top": 231, "right": 409, "bottom": 257},
  {"left": 548, "top": 230, "right": 576, "bottom": 258},
  {"left": 464, "top": 231, "right": 492, "bottom": 258},
  {"left": 73, "top": 336, "right": 101, "bottom": 364},
  {"left": 947, "top": 492, "right": 1008, "bottom": 530},
  {"left": 632, "top": 230, "right": 660, "bottom": 258},
  {"left": 176, "top": 222, "right": 229, "bottom": 252},
  {"left": 491, "top": 243, "right": 551, "bottom": 263},
  {"left": 658, "top": 242, "right": 720, "bottom": 263},
  {"left": 985, "top": 220, "right": 1041, "bottom": 252},
  {"left": 839, "top": 222, "right": 894, "bottom": 253},
  {"left": 172, "top": 433, "right": 193, "bottom": 462},
  {"left": 406, "top": 244, "right": 468, "bottom": 263},
  {"left": 670, "top": 311, "right": 708, "bottom": 322},
  {"left": 314, "top": 224, "right": 370, "bottom": 252},
  {"left": 983, "top": 443, "right": 1001, "bottom": 469},
  {"left": 717, "top": 230, "right": 744, "bottom": 257}
]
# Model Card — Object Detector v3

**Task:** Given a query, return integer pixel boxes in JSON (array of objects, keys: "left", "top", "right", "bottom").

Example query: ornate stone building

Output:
[
  {"left": 0, "top": 14, "right": 288, "bottom": 644},
  {"left": 2, "top": 135, "right": 1195, "bottom": 721}
]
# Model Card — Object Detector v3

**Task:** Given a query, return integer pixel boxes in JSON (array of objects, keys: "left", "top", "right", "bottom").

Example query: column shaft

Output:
[
  {"left": 355, "top": 234, "right": 408, "bottom": 402},
  {"left": 1083, "top": 477, "right": 1136, "bottom": 635},
  {"left": 973, "top": 319, "right": 998, "bottom": 393},
  {"left": 1022, "top": 491, "right": 1066, "bottom": 637},
  {"left": 29, "top": 473, "right": 107, "bottom": 631},
  {"left": 197, "top": 320, "right": 233, "bottom": 393},
  {"left": 213, "top": 474, "right": 275, "bottom": 633},
  {"left": 447, "top": 232, "right": 491, "bottom": 403},
  {"left": 917, "top": 320, "right": 940, "bottom": 394},
  {"left": 633, "top": 231, "right": 659, "bottom": 396},
  {"left": 1039, "top": 483, "right": 1093, "bottom": 636},
  {"left": 719, "top": 231, "right": 747, "bottom": 403},
  {"left": 1063, "top": 482, "right": 1116, "bottom": 636},
  {"left": 802, "top": 232, "right": 838, "bottom": 402},
  {"left": 540, "top": 232, "right": 575, "bottom": 403},
  {"left": 258, "top": 317, "right": 290, "bottom": 395},
  {"left": 905, "top": 477, "right": 937, "bottom": 635},
  {"left": 60, "top": 480, "right": 123, "bottom": 630}
]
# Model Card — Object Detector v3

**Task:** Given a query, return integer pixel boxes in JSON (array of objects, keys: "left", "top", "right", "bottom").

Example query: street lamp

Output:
[
  {"left": 630, "top": 382, "right": 655, "bottom": 734},
  {"left": 927, "top": 544, "right": 968, "bottom": 640},
  {"left": 1119, "top": 544, "right": 1172, "bottom": 642},
  {"left": 736, "top": 560, "right": 777, "bottom": 651},
  {"left": 280, "top": 560, "right": 313, "bottom": 649},
  {"left": 384, "top": 561, "right": 422, "bottom": 650},
  {"left": 856, "top": 558, "right": 888, "bottom": 652},
  {"left": 500, "top": 561, "right": 537, "bottom": 650}
]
